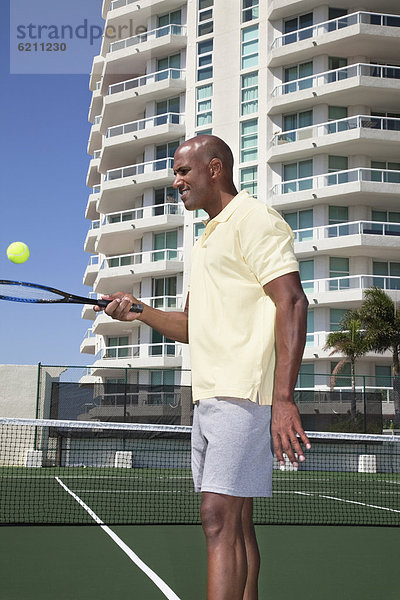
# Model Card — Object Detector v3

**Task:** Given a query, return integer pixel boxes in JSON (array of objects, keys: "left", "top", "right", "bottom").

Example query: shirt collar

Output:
[{"left": 202, "top": 189, "right": 250, "bottom": 226}]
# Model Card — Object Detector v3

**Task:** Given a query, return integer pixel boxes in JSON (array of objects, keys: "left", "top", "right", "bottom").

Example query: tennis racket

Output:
[{"left": 0, "top": 280, "right": 143, "bottom": 313}]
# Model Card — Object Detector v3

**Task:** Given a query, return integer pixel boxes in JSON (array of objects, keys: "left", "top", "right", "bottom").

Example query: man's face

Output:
[{"left": 172, "top": 144, "right": 213, "bottom": 212}]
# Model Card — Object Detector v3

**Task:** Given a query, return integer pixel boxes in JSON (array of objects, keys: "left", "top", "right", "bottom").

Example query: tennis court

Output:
[{"left": 1, "top": 417, "right": 399, "bottom": 599}]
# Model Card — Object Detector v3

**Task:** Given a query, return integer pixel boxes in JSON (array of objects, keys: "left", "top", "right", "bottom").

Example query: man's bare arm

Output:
[
  {"left": 95, "top": 292, "right": 189, "bottom": 344},
  {"left": 263, "top": 271, "right": 311, "bottom": 466}
]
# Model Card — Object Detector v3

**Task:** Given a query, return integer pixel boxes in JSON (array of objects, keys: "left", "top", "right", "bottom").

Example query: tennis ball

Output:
[{"left": 6, "top": 242, "right": 30, "bottom": 264}]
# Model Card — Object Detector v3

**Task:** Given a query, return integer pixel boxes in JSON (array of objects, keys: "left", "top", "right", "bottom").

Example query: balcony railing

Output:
[
  {"left": 109, "top": 24, "right": 187, "bottom": 53},
  {"left": 302, "top": 274, "right": 400, "bottom": 294},
  {"left": 94, "top": 115, "right": 102, "bottom": 125},
  {"left": 142, "top": 295, "right": 184, "bottom": 310},
  {"left": 101, "top": 343, "right": 182, "bottom": 359},
  {"left": 107, "top": 113, "right": 184, "bottom": 138},
  {"left": 110, "top": 0, "right": 136, "bottom": 10},
  {"left": 90, "top": 220, "right": 101, "bottom": 230},
  {"left": 99, "top": 249, "right": 184, "bottom": 270},
  {"left": 105, "top": 158, "right": 174, "bottom": 181},
  {"left": 102, "top": 203, "right": 183, "bottom": 225},
  {"left": 272, "top": 63, "right": 400, "bottom": 97},
  {"left": 108, "top": 69, "right": 185, "bottom": 95},
  {"left": 272, "top": 11, "right": 400, "bottom": 49},
  {"left": 293, "top": 220, "right": 400, "bottom": 242},
  {"left": 272, "top": 168, "right": 400, "bottom": 194},
  {"left": 92, "top": 185, "right": 101, "bottom": 194},
  {"left": 272, "top": 115, "right": 400, "bottom": 145}
]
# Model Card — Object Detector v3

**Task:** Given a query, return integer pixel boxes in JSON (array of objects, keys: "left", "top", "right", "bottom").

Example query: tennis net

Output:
[{"left": 1, "top": 417, "right": 399, "bottom": 526}]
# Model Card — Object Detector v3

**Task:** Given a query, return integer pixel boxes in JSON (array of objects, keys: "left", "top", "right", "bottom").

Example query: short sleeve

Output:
[{"left": 238, "top": 204, "right": 299, "bottom": 287}]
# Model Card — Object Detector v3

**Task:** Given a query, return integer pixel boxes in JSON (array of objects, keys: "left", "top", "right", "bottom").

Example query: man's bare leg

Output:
[
  {"left": 242, "top": 498, "right": 259, "bottom": 600},
  {"left": 200, "top": 492, "right": 247, "bottom": 600}
]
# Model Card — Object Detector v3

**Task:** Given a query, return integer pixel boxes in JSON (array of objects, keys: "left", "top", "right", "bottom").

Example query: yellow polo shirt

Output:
[{"left": 188, "top": 190, "right": 299, "bottom": 405}]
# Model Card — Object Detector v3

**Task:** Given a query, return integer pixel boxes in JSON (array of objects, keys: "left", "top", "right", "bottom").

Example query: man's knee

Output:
[{"left": 200, "top": 493, "right": 244, "bottom": 540}]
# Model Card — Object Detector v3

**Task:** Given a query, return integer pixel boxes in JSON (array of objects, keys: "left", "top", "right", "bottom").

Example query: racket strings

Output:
[{"left": 0, "top": 283, "right": 64, "bottom": 303}]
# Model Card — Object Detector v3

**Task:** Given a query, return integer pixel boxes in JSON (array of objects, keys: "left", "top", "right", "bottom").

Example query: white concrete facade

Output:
[{"left": 82, "top": 0, "right": 400, "bottom": 396}]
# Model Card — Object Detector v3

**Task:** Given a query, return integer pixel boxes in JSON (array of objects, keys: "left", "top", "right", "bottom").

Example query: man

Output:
[{"left": 96, "top": 135, "right": 311, "bottom": 600}]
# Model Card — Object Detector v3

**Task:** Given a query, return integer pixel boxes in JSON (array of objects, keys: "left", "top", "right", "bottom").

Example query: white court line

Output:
[
  {"left": 74, "top": 490, "right": 187, "bottom": 494},
  {"left": 55, "top": 477, "right": 182, "bottom": 600},
  {"left": 320, "top": 494, "right": 400, "bottom": 514}
]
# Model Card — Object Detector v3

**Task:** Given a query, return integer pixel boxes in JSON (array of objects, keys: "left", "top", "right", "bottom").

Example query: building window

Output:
[
  {"left": 328, "top": 155, "right": 349, "bottom": 185},
  {"left": 299, "top": 259, "right": 314, "bottom": 293},
  {"left": 328, "top": 206, "right": 348, "bottom": 224},
  {"left": 240, "top": 166, "right": 258, "bottom": 196},
  {"left": 330, "top": 308, "right": 348, "bottom": 331},
  {"left": 372, "top": 210, "right": 400, "bottom": 223},
  {"left": 241, "top": 24, "right": 259, "bottom": 69},
  {"left": 283, "top": 159, "right": 313, "bottom": 192},
  {"left": 329, "top": 257, "right": 349, "bottom": 290},
  {"left": 194, "top": 222, "right": 206, "bottom": 241},
  {"left": 283, "top": 110, "right": 312, "bottom": 132},
  {"left": 284, "top": 61, "right": 313, "bottom": 93},
  {"left": 158, "top": 9, "right": 182, "bottom": 29},
  {"left": 373, "top": 261, "right": 400, "bottom": 289},
  {"left": 151, "top": 330, "right": 175, "bottom": 356},
  {"left": 157, "top": 53, "right": 181, "bottom": 80},
  {"left": 196, "top": 84, "right": 213, "bottom": 127},
  {"left": 154, "top": 187, "right": 178, "bottom": 216},
  {"left": 330, "top": 361, "right": 351, "bottom": 387},
  {"left": 153, "top": 277, "right": 177, "bottom": 308},
  {"left": 375, "top": 365, "right": 391, "bottom": 388},
  {"left": 153, "top": 230, "right": 178, "bottom": 261},
  {"left": 371, "top": 161, "right": 400, "bottom": 183},
  {"left": 105, "top": 336, "right": 129, "bottom": 359},
  {"left": 306, "top": 310, "right": 314, "bottom": 346},
  {"left": 156, "top": 96, "right": 180, "bottom": 118},
  {"left": 155, "top": 141, "right": 180, "bottom": 170},
  {"left": 240, "top": 119, "right": 258, "bottom": 162},
  {"left": 284, "top": 209, "right": 313, "bottom": 241},
  {"left": 198, "top": 0, "right": 213, "bottom": 36},
  {"left": 284, "top": 12, "right": 313, "bottom": 43},
  {"left": 242, "top": 0, "right": 259, "bottom": 23},
  {"left": 297, "top": 363, "right": 315, "bottom": 388},
  {"left": 241, "top": 72, "right": 258, "bottom": 115},
  {"left": 197, "top": 39, "right": 213, "bottom": 81}
]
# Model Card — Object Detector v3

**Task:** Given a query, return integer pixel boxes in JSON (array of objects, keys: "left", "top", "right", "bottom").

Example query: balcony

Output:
[
  {"left": 303, "top": 274, "right": 400, "bottom": 307},
  {"left": 293, "top": 221, "right": 400, "bottom": 259},
  {"left": 84, "top": 220, "right": 101, "bottom": 254},
  {"left": 87, "top": 116, "right": 102, "bottom": 155},
  {"left": 80, "top": 329, "right": 96, "bottom": 355},
  {"left": 92, "top": 295, "right": 183, "bottom": 335},
  {"left": 94, "top": 249, "right": 184, "bottom": 294},
  {"left": 102, "top": 24, "right": 187, "bottom": 78},
  {"left": 271, "top": 168, "right": 400, "bottom": 210},
  {"left": 96, "top": 204, "right": 184, "bottom": 254},
  {"left": 107, "top": 0, "right": 184, "bottom": 22},
  {"left": 86, "top": 153, "right": 101, "bottom": 188},
  {"left": 98, "top": 158, "right": 175, "bottom": 213},
  {"left": 269, "top": 63, "right": 400, "bottom": 115},
  {"left": 269, "top": 115, "right": 400, "bottom": 163},
  {"left": 85, "top": 186, "right": 101, "bottom": 221},
  {"left": 95, "top": 341, "right": 183, "bottom": 369},
  {"left": 88, "top": 87, "right": 104, "bottom": 125},
  {"left": 101, "top": 69, "right": 186, "bottom": 130},
  {"left": 270, "top": 12, "right": 400, "bottom": 66},
  {"left": 267, "top": 0, "right": 400, "bottom": 20},
  {"left": 302, "top": 331, "right": 390, "bottom": 361},
  {"left": 100, "top": 113, "right": 185, "bottom": 172},
  {"left": 83, "top": 255, "right": 101, "bottom": 287},
  {"left": 82, "top": 292, "right": 101, "bottom": 321}
]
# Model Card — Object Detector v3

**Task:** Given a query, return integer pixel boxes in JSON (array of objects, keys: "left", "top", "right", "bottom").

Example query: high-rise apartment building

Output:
[{"left": 82, "top": 0, "right": 400, "bottom": 410}]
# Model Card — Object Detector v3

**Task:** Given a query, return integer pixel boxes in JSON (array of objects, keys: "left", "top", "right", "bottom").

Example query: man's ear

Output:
[{"left": 209, "top": 158, "right": 223, "bottom": 178}]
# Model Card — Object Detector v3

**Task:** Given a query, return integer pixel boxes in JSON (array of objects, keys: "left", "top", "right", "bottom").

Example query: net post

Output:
[
  {"left": 363, "top": 374, "right": 367, "bottom": 434},
  {"left": 123, "top": 367, "right": 128, "bottom": 423}
]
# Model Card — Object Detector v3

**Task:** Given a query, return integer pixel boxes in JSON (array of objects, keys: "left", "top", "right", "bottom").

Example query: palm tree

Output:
[
  {"left": 358, "top": 287, "right": 400, "bottom": 426},
  {"left": 324, "top": 310, "right": 369, "bottom": 419}
]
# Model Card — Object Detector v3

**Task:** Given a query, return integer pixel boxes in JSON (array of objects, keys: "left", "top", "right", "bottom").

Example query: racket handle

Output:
[{"left": 96, "top": 299, "right": 144, "bottom": 313}]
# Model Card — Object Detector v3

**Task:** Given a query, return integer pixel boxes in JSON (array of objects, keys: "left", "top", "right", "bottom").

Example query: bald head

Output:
[{"left": 176, "top": 135, "right": 234, "bottom": 175}]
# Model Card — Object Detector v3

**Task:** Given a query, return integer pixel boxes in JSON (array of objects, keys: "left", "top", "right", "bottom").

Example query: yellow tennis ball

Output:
[{"left": 6, "top": 242, "right": 30, "bottom": 264}]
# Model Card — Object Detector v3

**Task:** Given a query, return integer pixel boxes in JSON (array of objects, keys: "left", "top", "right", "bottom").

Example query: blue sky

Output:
[{"left": 0, "top": 1, "right": 102, "bottom": 365}]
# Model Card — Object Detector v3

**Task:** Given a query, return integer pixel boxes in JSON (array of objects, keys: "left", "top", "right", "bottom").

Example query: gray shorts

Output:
[{"left": 191, "top": 397, "right": 273, "bottom": 497}]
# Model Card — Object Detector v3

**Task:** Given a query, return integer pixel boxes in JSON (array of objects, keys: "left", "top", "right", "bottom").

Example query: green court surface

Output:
[{"left": 1, "top": 525, "right": 398, "bottom": 600}]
